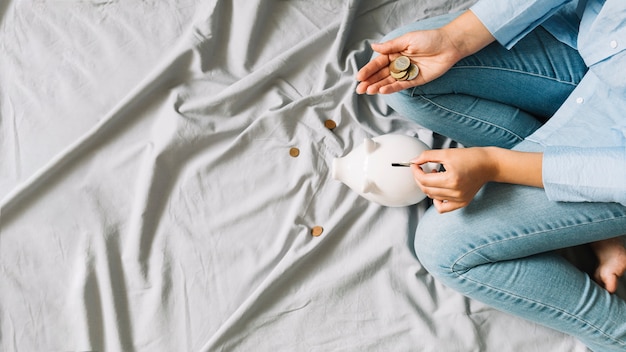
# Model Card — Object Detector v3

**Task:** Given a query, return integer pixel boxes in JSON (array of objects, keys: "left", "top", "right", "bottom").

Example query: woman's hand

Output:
[
  {"left": 411, "top": 147, "right": 544, "bottom": 213},
  {"left": 355, "top": 28, "right": 462, "bottom": 95},
  {"left": 356, "top": 10, "right": 495, "bottom": 95},
  {"left": 411, "top": 148, "right": 497, "bottom": 213}
]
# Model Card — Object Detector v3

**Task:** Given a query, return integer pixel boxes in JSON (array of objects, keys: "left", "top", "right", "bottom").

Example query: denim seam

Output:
[
  {"left": 413, "top": 94, "right": 526, "bottom": 143},
  {"left": 452, "top": 65, "right": 580, "bottom": 86},
  {"left": 451, "top": 214, "right": 626, "bottom": 273},
  {"left": 454, "top": 269, "right": 626, "bottom": 348}
]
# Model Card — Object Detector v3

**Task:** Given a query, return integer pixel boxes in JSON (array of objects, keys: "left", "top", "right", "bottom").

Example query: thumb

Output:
[
  {"left": 411, "top": 149, "right": 442, "bottom": 165},
  {"left": 371, "top": 38, "right": 407, "bottom": 55}
]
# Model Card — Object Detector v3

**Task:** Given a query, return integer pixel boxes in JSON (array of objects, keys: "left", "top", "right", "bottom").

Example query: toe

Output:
[{"left": 596, "top": 268, "right": 619, "bottom": 293}]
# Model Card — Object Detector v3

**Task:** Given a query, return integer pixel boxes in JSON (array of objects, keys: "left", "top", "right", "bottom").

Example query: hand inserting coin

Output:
[{"left": 389, "top": 56, "right": 419, "bottom": 81}]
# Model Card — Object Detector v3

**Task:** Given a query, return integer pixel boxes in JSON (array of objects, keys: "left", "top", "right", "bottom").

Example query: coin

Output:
[
  {"left": 289, "top": 147, "right": 300, "bottom": 157},
  {"left": 406, "top": 63, "right": 419, "bottom": 80},
  {"left": 391, "top": 56, "right": 410, "bottom": 72},
  {"left": 311, "top": 226, "right": 324, "bottom": 237},
  {"left": 390, "top": 69, "right": 409, "bottom": 80},
  {"left": 389, "top": 56, "right": 419, "bottom": 81}
]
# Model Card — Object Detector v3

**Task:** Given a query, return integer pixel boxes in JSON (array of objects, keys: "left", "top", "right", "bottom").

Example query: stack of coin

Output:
[{"left": 389, "top": 56, "right": 419, "bottom": 81}]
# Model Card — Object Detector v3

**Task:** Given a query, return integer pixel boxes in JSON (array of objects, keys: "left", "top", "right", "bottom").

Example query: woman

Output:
[{"left": 356, "top": 0, "right": 626, "bottom": 350}]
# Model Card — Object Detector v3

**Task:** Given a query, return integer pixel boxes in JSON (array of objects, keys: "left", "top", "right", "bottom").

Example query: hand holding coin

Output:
[{"left": 356, "top": 28, "right": 461, "bottom": 95}]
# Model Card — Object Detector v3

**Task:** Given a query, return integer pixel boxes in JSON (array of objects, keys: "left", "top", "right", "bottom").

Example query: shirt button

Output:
[
  {"left": 289, "top": 147, "right": 300, "bottom": 157},
  {"left": 311, "top": 226, "right": 324, "bottom": 237},
  {"left": 610, "top": 40, "right": 618, "bottom": 49},
  {"left": 324, "top": 119, "right": 337, "bottom": 130},
  {"left": 576, "top": 97, "right": 584, "bottom": 104}
]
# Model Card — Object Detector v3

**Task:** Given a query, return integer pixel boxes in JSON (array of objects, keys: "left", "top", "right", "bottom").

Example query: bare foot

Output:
[{"left": 590, "top": 237, "right": 626, "bottom": 293}]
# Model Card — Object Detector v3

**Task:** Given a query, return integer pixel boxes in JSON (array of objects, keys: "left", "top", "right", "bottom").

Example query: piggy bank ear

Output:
[
  {"left": 361, "top": 178, "right": 376, "bottom": 194},
  {"left": 364, "top": 138, "right": 377, "bottom": 154}
]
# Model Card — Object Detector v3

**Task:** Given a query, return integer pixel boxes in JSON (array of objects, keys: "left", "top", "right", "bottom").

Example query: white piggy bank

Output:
[{"left": 332, "top": 134, "right": 436, "bottom": 207}]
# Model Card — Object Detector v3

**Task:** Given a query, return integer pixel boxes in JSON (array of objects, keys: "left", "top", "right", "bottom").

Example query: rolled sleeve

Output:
[
  {"left": 471, "top": 0, "right": 574, "bottom": 49},
  {"left": 543, "top": 146, "right": 626, "bottom": 205}
]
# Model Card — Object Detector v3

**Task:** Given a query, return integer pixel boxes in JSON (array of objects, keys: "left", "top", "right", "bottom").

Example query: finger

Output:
[
  {"left": 378, "top": 67, "right": 432, "bottom": 93},
  {"left": 356, "top": 54, "right": 391, "bottom": 82},
  {"left": 365, "top": 75, "right": 403, "bottom": 95},
  {"left": 411, "top": 163, "right": 430, "bottom": 185},
  {"left": 377, "top": 79, "right": 421, "bottom": 94},
  {"left": 358, "top": 72, "right": 396, "bottom": 95},
  {"left": 420, "top": 187, "right": 462, "bottom": 203},
  {"left": 433, "top": 199, "right": 465, "bottom": 213},
  {"left": 355, "top": 81, "right": 369, "bottom": 95},
  {"left": 412, "top": 168, "right": 447, "bottom": 188},
  {"left": 411, "top": 149, "right": 447, "bottom": 166}
]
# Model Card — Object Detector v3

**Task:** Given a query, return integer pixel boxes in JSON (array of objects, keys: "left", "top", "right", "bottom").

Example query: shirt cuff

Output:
[
  {"left": 542, "top": 146, "right": 626, "bottom": 205},
  {"left": 470, "top": 0, "right": 571, "bottom": 49}
]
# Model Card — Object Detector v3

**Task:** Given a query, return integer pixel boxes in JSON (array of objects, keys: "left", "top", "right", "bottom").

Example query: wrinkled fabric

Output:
[{"left": 0, "top": 1, "right": 590, "bottom": 351}]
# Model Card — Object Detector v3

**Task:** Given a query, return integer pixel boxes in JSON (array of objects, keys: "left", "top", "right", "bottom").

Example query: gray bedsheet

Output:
[{"left": 0, "top": 1, "right": 591, "bottom": 351}]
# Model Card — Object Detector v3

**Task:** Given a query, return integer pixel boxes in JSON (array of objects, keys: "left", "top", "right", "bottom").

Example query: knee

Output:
[
  {"left": 413, "top": 207, "right": 470, "bottom": 281},
  {"left": 380, "top": 87, "right": 416, "bottom": 114}
]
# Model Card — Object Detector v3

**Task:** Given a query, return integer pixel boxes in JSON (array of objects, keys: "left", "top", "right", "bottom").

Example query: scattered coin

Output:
[{"left": 311, "top": 226, "right": 324, "bottom": 237}]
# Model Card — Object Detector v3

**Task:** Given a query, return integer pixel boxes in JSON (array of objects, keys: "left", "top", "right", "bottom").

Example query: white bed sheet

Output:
[{"left": 0, "top": 1, "right": 593, "bottom": 351}]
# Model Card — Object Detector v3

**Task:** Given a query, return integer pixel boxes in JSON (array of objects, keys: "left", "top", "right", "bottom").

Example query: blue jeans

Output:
[{"left": 379, "top": 13, "right": 626, "bottom": 351}]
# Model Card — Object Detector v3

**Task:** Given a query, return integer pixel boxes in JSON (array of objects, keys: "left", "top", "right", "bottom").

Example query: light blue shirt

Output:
[{"left": 471, "top": 0, "right": 626, "bottom": 205}]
